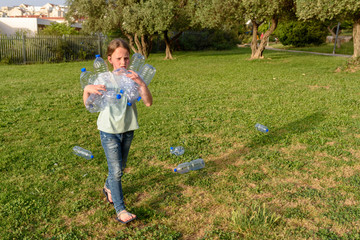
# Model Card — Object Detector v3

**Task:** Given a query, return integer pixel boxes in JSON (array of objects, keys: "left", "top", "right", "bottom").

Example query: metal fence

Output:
[{"left": 0, "top": 34, "right": 107, "bottom": 64}]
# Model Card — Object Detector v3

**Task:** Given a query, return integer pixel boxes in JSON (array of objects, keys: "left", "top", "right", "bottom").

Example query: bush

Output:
[
  {"left": 177, "top": 29, "right": 239, "bottom": 51},
  {"left": 275, "top": 20, "right": 328, "bottom": 47}
]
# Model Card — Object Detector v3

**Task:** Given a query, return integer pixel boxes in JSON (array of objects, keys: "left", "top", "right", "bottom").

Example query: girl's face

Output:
[{"left": 108, "top": 47, "right": 130, "bottom": 70}]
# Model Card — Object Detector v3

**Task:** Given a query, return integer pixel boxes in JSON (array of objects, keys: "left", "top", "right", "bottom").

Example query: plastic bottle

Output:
[
  {"left": 73, "top": 146, "right": 94, "bottom": 160},
  {"left": 93, "top": 54, "right": 109, "bottom": 74},
  {"left": 174, "top": 158, "right": 205, "bottom": 174},
  {"left": 170, "top": 146, "right": 185, "bottom": 156},
  {"left": 85, "top": 91, "right": 106, "bottom": 113},
  {"left": 255, "top": 123, "right": 269, "bottom": 133},
  {"left": 139, "top": 64, "right": 156, "bottom": 86},
  {"left": 128, "top": 53, "right": 145, "bottom": 72},
  {"left": 104, "top": 90, "right": 121, "bottom": 106},
  {"left": 80, "top": 68, "right": 95, "bottom": 89}
]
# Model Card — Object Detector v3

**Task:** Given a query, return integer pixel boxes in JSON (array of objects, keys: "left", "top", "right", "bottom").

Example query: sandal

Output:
[
  {"left": 103, "top": 186, "right": 113, "bottom": 204},
  {"left": 116, "top": 210, "right": 137, "bottom": 224}
]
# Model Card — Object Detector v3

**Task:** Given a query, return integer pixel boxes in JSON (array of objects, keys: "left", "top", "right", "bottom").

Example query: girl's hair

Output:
[{"left": 107, "top": 38, "right": 131, "bottom": 57}]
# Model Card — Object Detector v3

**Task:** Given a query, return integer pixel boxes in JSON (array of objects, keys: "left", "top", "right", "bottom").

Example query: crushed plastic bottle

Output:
[
  {"left": 255, "top": 123, "right": 269, "bottom": 133},
  {"left": 85, "top": 91, "right": 106, "bottom": 113},
  {"left": 170, "top": 146, "right": 185, "bottom": 156},
  {"left": 73, "top": 146, "right": 94, "bottom": 160},
  {"left": 174, "top": 158, "right": 205, "bottom": 174}
]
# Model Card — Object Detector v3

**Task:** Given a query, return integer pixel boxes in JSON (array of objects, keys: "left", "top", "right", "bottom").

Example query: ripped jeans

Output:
[{"left": 100, "top": 130, "right": 134, "bottom": 214}]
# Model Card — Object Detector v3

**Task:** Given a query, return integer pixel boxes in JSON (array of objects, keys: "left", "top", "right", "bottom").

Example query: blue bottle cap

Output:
[
  {"left": 81, "top": 68, "right": 86, "bottom": 72},
  {"left": 137, "top": 96, "right": 142, "bottom": 101},
  {"left": 174, "top": 168, "right": 177, "bottom": 172},
  {"left": 95, "top": 54, "right": 100, "bottom": 57},
  {"left": 90, "top": 155, "right": 94, "bottom": 159},
  {"left": 116, "top": 94, "right": 121, "bottom": 99},
  {"left": 265, "top": 129, "right": 269, "bottom": 132},
  {"left": 120, "top": 89, "right": 124, "bottom": 94},
  {"left": 127, "top": 102, "right": 132, "bottom": 106},
  {"left": 170, "top": 147, "right": 174, "bottom": 150}
]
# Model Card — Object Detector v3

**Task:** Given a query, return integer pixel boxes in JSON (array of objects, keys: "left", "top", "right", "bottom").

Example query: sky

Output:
[{"left": 0, "top": 0, "right": 67, "bottom": 7}]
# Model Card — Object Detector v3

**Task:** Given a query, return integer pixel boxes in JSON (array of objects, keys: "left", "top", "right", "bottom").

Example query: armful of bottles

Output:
[{"left": 80, "top": 53, "right": 156, "bottom": 112}]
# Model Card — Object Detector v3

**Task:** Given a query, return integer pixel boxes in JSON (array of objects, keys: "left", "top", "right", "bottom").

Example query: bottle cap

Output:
[
  {"left": 174, "top": 169, "right": 177, "bottom": 172},
  {"left": 116, "top": 94, "right": 121, "bottom": 99},
  {"left": 95, "top": 54, "right": 100, "bottom": 58},
  {"left": 170, "top": 147, "right": 174, "bottom": 150},
  {"left": 127, "top": 102, "right": 132, "bottom": 106},
  {"left": 137, "top": 96, "right": 142, "bottom": 101},
  {"left": 81, "top": 68, "right": 86, "bottom": 72},
  {"left": 91, "top": 155, "right": 94, "bottom": 159},
  {"left": 120, "top": 89, "right": 124, "bottom": 94}
]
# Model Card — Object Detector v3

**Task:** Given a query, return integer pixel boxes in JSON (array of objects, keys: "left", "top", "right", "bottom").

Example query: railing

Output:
[{"left": 0, "top": 34, "right": 107, "bottom": 64}]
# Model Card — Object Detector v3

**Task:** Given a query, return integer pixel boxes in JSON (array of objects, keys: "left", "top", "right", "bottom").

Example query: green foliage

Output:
[
  {"left": 40, "top": 22, "right": 79, "bottom": 36},
  {"left": 275, "top": 20, "right": 328, "bottom": 47},
  {"left": 178, "top": 29, "right": 239, "bottom": 51},
  {"left": 296, "top": 0, "right": 360, "bottom": 21}
]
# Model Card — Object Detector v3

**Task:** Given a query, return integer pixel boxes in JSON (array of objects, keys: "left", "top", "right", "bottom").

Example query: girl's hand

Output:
[
  {"left": 84, "top": 84, "right": 107, "bottom": 95},
  {"left": 83, "top": 84, "right": 106, "bottom": 106},
  {"left": 126, "top": 70, "right": 145, "bottom": 86},
  {"left": 126, "top": 70, "right": 153, "bottom": 107}
]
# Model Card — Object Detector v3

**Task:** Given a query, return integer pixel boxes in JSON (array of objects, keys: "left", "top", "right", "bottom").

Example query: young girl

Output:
[{"left": 83, "top": 39, "right": 152, "bottom": 224}]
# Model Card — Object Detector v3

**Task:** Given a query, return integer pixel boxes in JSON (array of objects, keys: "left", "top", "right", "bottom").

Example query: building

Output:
[{"left": 0, "top": 3, "right": 80, "bottom": 35}]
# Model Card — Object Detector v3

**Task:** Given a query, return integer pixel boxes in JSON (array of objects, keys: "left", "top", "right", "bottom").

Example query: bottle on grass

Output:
[
  {"left": 174, "top": 158, "right": 205, "bottom": 174},
  {"left": 73, "top": 146, "right": 94, "bottom": 160}
]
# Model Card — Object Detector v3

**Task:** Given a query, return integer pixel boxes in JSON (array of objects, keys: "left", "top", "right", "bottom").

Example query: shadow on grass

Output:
[{"left": 211, "top": 111, "right": 327, "bottom": 170}]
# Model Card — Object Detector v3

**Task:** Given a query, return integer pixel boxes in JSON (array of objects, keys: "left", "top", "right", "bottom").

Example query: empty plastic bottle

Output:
[
  {"left": 85, "top": 91, "right": 106, "bottom": 113},
  {"left": 93, "top": 54, "right": 109, "bottom": 74},
  {"left": 104, "top": 90, "right": 121, "bottom": 106},
  {"left": 255, "top": 123, "right": 269, "bottom": 133},
  {"left": 80, "top": 68, "right": 95, "bottom": 89},
  {"left": 170, "top": 146, "right": 185, "bottom": 156},
  {"left": 139, "top": 64, "right": 156, "bottom": 86},
  {"left": 174, "top": 158, "right": 205, "bottom": 174},
  {"left": 73, "top": 146, "right": 94, "bottom": 160},
  {"left": 128, "top": 53, "right": 145, "bottom": 72}
]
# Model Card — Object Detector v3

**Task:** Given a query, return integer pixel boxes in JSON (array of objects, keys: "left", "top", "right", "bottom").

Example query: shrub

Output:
[
  {"left": 275, "top": 20, "right": 328, "bottom": 47},
  {"left": 178, "top": 29, "right": 239, "bottom": 51}
]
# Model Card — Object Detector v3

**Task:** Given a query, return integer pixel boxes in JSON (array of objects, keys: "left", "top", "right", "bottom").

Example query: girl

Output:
[{"left": 83, "top": 39, "right": 152, "bottom": 224}]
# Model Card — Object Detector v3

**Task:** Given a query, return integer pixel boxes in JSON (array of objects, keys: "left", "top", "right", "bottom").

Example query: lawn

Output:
[
  {"left": 269, "top": 41, "right": 354, "bottom": 56},
  {"left": 1, "top": 47, "right": 360, "bottom": 239}
]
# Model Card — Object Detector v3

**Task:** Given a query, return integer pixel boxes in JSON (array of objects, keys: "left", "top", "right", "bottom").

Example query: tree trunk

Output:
[
  {"left": 250, "top": 20, "right": 260, "bottom": 59},
  {"left": 163, "top": 30, "right": 174, "bottom": 60},
  {"left": 124, "top": 32, "right": 153, "bottom": 58},
  {"left": 353, "top": 17, "right": 360, "bottom": 58},
  {"left": 251, "top": 17, "right": 278, "bottom": 59}
]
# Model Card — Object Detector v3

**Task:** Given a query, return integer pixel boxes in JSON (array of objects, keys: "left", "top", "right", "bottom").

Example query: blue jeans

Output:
[{"left": 100, "top": 130, "right": 134, "bottom": 214}]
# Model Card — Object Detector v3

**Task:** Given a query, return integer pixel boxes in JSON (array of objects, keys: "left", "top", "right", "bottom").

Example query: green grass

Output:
[
  {"left": 269, "top": 41, "right": 354, "bottom": 55},
  {"left": 1, "top": 47, "right": 360, "bottom": 239}
]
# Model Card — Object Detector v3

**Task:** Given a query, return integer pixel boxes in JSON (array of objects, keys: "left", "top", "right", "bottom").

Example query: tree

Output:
[
  {"left": 40, "top": 22, "right": 79, "bottom": 36},
  {"left": 66, "top": 0, "right": 153, "bottom": 57},
  {"left": 66, "top": 0, "right": 193, "bottom": 59},
  {"left": 296, "top": 0, "right": 360, "bottom": 58},
  {"left": 192, "top": 0, "right": 295, "bottom": 59}
]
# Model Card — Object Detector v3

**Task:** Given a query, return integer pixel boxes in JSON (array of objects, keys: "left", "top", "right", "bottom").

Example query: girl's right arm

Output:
[{"left": 83, "top": 84, "right": 107, "bottom": 106}]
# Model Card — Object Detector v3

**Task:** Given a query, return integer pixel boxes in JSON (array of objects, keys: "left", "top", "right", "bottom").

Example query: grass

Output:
[
  {"left": 1, "top": 47, "right": 360, "bottom": 239},
  {"left": 269, "top": 41, "right": 354, "bottom": 55}
]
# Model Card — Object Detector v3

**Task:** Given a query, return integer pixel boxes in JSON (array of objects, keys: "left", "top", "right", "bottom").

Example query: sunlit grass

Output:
[{"left": 1, "top": 47, "right": 360, "bottom": 239}]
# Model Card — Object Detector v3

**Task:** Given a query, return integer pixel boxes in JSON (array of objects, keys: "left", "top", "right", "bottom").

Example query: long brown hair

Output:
[{"left": 107, "top": 38, "right": 130, "bottom": 57}]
